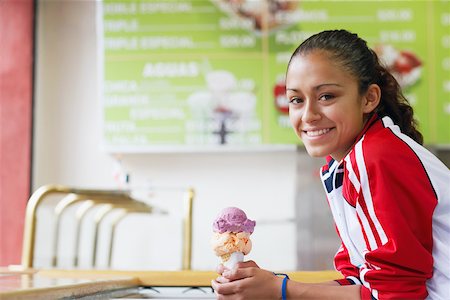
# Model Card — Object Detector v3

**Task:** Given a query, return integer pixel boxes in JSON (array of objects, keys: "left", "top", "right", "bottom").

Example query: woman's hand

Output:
[
  {"left": 216, "top": 260, "right": 259, "bottom": 278},
  {"left": 211, "top": 261, "right": 283, "bottom": 300},
  {"left": 212, "top": 261, "right": 361, "bottom": 299}
]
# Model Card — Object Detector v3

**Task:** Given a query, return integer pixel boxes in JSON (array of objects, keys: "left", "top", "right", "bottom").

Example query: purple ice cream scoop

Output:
[{"left": 212, "top": 207, "right": 256, "bottom": 234}]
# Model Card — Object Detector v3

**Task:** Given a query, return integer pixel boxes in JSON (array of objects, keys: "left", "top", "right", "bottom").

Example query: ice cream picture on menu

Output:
[{"left": 211, "top": 207, "right": 256, "bottom": 269}]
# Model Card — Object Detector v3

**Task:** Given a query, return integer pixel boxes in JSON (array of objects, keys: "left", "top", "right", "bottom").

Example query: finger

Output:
[
  {"left": 211, "top": 279, "right": 219, "bottom": 292},
  {"left": 216, "top": 263, "right": 229, "bottom": 275},
  {"left": 211, "top": 279, "right": 237, "bottom": 296},
  {"left": 215, "top": 276, "right": 231, "bottom": 283},
  {"left": 222, "top": 266, "right": 256, "bottom": 281}
]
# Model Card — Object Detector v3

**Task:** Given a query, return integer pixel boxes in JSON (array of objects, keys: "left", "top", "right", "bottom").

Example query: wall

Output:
[
  {"left": 32, "top": 0, "right": 340, "bottom": 271},
  {"left": 0, "top": 0, "right": 34, "bottom": 266}
]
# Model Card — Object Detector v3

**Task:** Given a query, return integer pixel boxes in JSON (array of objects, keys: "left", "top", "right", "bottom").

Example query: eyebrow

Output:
[{"left": 286, "top": 83, "right": 342, "bottom": 92}]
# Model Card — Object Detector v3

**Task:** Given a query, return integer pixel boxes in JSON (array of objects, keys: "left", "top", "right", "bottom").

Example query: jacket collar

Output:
[{"left": 354, "top": 113, "right": 379, "bottom": 144}]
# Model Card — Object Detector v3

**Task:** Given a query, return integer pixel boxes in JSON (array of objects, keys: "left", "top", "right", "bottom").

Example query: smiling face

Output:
[{"left": 286, "top": 50, "right": 379, "bottom": 161}]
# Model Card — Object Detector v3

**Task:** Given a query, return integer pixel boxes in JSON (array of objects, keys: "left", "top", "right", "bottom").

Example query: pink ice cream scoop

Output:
[
  {"left": 211, "top": 207, "right": 256, "bottom": 268},
  {"left": 212, "top": 207, "right": 256, "bottom": 234}
]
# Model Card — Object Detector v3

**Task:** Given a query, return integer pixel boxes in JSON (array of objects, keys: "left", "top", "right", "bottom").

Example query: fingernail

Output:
[{"left": 222, "top": 270, "right": 230, "bottom": 277}]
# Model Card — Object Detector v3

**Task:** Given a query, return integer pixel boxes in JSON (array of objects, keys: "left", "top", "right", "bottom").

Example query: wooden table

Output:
[{"left": 0, "top": 268, "right": 341, "bottom": 299}]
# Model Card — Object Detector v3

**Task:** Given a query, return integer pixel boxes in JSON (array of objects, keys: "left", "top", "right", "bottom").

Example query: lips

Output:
[{"left": 303, "top": 128, "right": 331, "bottom": 137}]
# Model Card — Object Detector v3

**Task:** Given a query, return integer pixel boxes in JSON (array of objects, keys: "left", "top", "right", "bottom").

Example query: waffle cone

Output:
[{"left": 220, "top": 253, "right": 231, "bottom": 262}]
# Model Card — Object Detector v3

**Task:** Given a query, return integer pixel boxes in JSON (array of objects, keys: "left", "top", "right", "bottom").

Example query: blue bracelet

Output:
[{"left": 274, "top": 273, "right": 290, "bottom": 300}]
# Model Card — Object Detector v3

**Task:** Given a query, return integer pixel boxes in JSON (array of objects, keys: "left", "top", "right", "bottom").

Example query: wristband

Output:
[{"left": 273, "top": 273, "right": 290, "bottom": 300}]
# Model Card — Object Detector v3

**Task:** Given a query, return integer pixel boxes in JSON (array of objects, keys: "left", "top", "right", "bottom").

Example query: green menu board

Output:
[
  {"left": 101, "top": 0, "right": 449, "bottom": 151},
  {"left": 433, "top": 0, "right": 450, "bottom": 144}
]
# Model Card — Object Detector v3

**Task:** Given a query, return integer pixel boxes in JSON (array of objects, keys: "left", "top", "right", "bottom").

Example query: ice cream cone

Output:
[
  {"left": 211, "top": 207, "right": 255, "bottom": 270},
  {"left": 222, "top": 251, "right": 244, "bottom": 269}
]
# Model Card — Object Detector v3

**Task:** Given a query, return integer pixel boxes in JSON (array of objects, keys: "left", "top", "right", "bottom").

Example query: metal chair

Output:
[{"left": 21, "top": 184, "right": 194, "bottom": 270}]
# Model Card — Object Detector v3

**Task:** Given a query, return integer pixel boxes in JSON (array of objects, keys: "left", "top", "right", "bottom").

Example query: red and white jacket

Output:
[{"left": 320, "top": 115, "right": 450, "bottom": 299}]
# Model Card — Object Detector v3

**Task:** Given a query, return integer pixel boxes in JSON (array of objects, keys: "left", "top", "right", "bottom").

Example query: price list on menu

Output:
[
  {"left": 101, "top": 0, "right": 449, "bottom": 151},
  {"left": 433, "top": 1, "right": 450, "bottom": 144},
  {"left": 102, "top": 0, "right": 266, "bottom": 150}
]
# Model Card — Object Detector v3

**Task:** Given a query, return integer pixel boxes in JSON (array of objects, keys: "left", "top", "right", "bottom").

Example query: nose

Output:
[{"left": 302, "top": 100, "right": 321, "bottom": 123}]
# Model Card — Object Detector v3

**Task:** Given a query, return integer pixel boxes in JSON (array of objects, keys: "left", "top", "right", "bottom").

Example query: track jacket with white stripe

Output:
[{"left": 320, "top": 115, "right": 450, "bottom": 299}]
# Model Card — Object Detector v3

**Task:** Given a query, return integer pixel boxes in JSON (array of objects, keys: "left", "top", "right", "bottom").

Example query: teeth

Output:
[{"left": 305, "top": 128, "right": 330, "bottom": 137}]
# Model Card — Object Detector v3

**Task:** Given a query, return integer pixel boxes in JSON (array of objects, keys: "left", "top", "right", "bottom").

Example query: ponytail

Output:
[
  {"left": 289, "top": 30, "right": 424, "bottom": 145},
  {"left": 373, "top": 53, "right": 424, "bottom": 144}
]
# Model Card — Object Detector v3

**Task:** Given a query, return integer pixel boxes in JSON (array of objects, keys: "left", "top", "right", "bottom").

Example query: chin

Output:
[{"left": 304, "top": 147, "right": 328, "bottom": 158}]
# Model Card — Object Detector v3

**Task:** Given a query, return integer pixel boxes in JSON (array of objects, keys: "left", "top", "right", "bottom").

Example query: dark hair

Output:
[{"left": 288, "top": 29, "right": 423, "bottom": 145}]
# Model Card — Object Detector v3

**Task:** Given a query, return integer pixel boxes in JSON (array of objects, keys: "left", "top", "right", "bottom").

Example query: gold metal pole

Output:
[
  {"left": 73, "top": 200, "right": 95, "bottom": 267},
  {"left": 55, "top": 196, "right": 134, "bottom": 268},
  {"left": 182, "top": 188, "right": 195, "bottom": 270},
  {"left": 73, "top": 199, "right": 143, "bottom": 268},
  {"left": 52, "top": 194, "right": 86, "bottom": 267},
  {"left": 92, "top": 201, "right": 153, "bottom": 268},
  {"left": 22, "top": 184, "right": 194, "bottom": 271},
  {"left": 21, "top": 185, "right": 133, "bottom": 269},
  {"left": 22, "top": 185, "right": 71, "bottom": 269},
  {"left": 107, "top": 204, "right": 154, "bottom": 268},
  {"left": 92, "top": 204, "right": 115, "bottom": 268},
  {"left": 107, "top": 210, "right": 128, "bottom": 268}
]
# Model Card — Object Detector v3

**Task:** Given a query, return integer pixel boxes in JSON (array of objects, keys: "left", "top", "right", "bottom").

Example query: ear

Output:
[{"left": 362, "top": 84, "right": 381, "bottom": 113}]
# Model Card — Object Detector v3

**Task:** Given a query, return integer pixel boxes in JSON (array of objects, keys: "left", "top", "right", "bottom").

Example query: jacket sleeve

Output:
[
  {"left": 350, "top": 137, "right": 436, "bottom": 299},
  {"left": 334, "top": 243, "right": 363, "bottom": 286}
]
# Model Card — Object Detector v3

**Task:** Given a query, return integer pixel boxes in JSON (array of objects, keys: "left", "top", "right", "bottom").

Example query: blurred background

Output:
[{"left": 1, "top": 0, "right": 449, "bottom": 272}]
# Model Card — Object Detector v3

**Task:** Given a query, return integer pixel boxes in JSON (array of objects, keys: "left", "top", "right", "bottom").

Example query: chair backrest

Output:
[{"left": 21, "top": 185, "right": 194, "bottom": 270}]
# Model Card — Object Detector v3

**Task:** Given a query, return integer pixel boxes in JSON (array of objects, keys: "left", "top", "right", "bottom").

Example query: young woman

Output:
[{"left": 211, "top": 30, "right": 450, "bottom": 299}]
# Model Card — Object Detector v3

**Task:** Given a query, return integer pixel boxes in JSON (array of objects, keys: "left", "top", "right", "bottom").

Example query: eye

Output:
[
  {"left": 289, "top": 97, "right": 303, "bottom": 104},
  {"left": 319, "top": 94, "right": 334, "bottom": 101}
]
